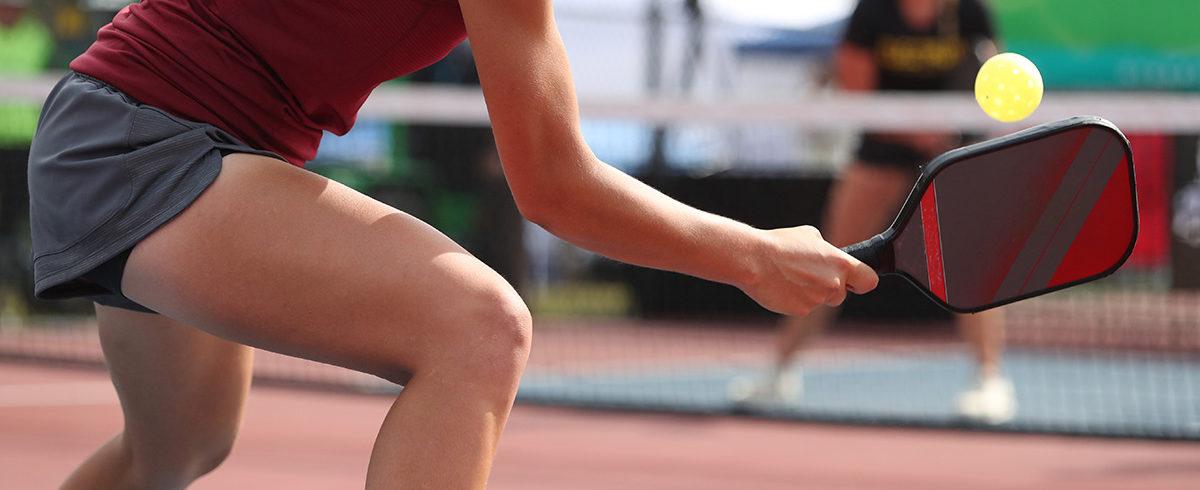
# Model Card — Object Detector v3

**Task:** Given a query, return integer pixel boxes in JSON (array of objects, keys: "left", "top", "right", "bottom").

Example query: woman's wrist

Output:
[{"left": 723, "top": 225, "right": 773, "bottom": 291}]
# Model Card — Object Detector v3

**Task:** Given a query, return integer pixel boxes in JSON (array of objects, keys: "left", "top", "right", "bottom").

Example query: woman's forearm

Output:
[
  {"left": 522, "top": 156, "right": 766, "bottom": 289},
  {"left": 461, "top": 0, "right": 877, "bottom": 316}
]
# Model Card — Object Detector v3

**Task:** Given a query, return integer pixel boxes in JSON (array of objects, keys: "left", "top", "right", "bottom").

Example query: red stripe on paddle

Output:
[{"left": 921, "top": 184, "right": 948, "bottom": 301}]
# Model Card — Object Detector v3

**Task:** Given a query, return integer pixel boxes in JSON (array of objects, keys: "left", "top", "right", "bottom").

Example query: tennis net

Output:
[{"left": 1, "top": 76, "right": 1198, "bottom": 440}]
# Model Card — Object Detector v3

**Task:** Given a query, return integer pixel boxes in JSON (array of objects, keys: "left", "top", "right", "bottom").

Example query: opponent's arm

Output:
[
  {"left": 835, "top": 44, "right": 876, "bottom": 92},
  {"left": 458, "top": 0, "right": 877, "bottom": 315}
]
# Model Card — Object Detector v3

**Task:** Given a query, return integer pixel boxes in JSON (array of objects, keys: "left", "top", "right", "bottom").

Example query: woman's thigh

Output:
[{"left": 121, "top": 153, "right": 528, "bottom": 382}]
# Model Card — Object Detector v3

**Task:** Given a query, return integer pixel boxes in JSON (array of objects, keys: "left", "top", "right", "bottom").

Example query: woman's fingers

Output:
[{"left": 843, "top": 254, "right": 879, "bottom": 294}]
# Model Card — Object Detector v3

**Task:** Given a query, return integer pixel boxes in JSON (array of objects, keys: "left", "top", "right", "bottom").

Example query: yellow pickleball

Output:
[{"left": 975, "top": 52, "right": 1043, "bottom": 123}]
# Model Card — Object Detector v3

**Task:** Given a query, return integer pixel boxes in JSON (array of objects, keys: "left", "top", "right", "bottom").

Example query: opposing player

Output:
[
  {"left": 28, "top": 1, "right": 877, "bottom": 487},
  {"left": 729, "top": 0, "right": 1017, "bottom": 424}
]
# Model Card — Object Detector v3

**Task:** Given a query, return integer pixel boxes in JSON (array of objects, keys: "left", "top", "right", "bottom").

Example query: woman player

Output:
[{"left": 29, "top": 0, "right": 878, "bottom": 488}]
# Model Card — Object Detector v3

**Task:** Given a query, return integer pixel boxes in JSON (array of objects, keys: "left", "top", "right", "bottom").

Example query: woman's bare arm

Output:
[{"left": 458, "top": 0, "right": 877, "bottom": 315}]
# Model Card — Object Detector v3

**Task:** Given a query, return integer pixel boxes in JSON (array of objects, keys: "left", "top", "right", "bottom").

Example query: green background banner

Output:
[{"left": 994, "top": 0, "right": 1200, "bottom": 90}]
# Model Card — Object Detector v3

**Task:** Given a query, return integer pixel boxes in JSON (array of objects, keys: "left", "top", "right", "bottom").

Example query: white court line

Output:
[{"left": 0, "top": 381, "right": 117, "bottom": 407}]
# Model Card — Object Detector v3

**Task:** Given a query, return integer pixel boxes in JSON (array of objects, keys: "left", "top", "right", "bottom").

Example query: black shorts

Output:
[
  {"left": 855, "top": 133, "right": 978, "bottom": 170},
  {"left": 855, "top": 136, "right": 927, "bottom": 169},
  {"left": 27, "top": 72, "right": 283, "bottom": 313},
  {"left": 82, "top": 248, "right": 147, "bottom": 312}
]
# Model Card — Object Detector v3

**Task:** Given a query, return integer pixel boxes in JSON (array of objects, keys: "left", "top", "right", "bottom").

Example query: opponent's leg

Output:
[
  {"left": 62, "top": 305, "right": 253, "bottom": 489},
  {"left": 958, "top": 309, "right": 1005, "bottom": 379},
  {"left": 955, "top": 308, "right": 1016, "bottom": 424},
  {"left": 775, "top": 163, "right": 913, "bottom": 362},
  {"left": 121, "top": 153, "right": 531, "bottom": 489},
  {"left": 732, "top": 163, "right": 913, "bottom": 404}
]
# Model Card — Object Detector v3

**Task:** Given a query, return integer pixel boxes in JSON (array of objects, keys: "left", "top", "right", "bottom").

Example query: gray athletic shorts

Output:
[{"left": 27, "top": 72, "right": 283, "bottom": 313}]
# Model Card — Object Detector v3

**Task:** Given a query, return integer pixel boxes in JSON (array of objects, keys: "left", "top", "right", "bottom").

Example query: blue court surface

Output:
[{"left": 518, "top": 349, "right": 1200, "bottom": 439}]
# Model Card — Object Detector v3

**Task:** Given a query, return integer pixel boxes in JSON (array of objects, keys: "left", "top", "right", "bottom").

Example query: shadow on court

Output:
[{"left": 1, "top": 361, "right": 1198, "bottom": 489}]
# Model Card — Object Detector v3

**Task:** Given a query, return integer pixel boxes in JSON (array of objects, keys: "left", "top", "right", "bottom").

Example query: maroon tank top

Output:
[{"left": 71, "top": 0, "right": 468, "bottom": 165}]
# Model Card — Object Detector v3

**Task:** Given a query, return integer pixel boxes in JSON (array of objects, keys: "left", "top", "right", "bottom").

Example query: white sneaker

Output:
[
  {"left": 727, "top": 370, "right": 801, "bottom": 407},
  {"left": 957, "top": 375, "right": 1017, "bottom": 424}
]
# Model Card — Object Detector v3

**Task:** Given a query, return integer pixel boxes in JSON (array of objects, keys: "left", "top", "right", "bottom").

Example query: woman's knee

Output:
[
  {"left": 478, "top": 283, "right": 534, "bottom": 369},
  {"left": 413, "top": 280, "right": 532, "bottom": 385},
  {"left": 123, "top": 428, "right": 237, "bottom": 488}
]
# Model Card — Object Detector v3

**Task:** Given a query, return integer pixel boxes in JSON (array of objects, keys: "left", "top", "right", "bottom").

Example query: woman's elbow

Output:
[
  {"left": 512, "top": 185, "right": 559, "bottom": 228},
  {"left": 504, "top": 148, "right": 592, "bottom": 228}
]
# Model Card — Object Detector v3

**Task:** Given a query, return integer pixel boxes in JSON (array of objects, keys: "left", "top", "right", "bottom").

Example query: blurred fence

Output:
[{"left": 2, "top": 74, "right": 1199, "bottom": 439}]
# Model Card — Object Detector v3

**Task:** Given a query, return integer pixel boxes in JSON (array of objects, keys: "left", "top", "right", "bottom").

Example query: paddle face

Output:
[{"left": 883, "top": 117, "right": 1138, "bottom": 313}]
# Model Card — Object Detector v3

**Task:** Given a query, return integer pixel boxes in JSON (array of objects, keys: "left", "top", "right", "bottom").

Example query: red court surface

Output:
[{"left": 2, "top": 362, "right": 1198, "bottom": 489}]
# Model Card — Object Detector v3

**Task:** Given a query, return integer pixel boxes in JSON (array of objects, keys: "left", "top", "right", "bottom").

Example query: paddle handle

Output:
[{"left": 841, "top": 233, "right": 893, "bottom": 272}]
